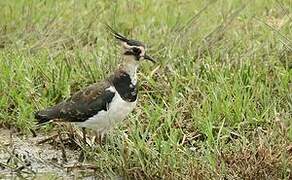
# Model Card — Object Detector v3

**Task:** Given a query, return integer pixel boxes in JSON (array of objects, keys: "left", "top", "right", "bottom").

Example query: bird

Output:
[{"left": 35, "top": 25, "right": 155, "bottom": 143}]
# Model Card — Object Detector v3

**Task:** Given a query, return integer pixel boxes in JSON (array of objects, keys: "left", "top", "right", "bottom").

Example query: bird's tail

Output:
[{"left": 34, "top": 108, "right": 58, "bottom": 124}]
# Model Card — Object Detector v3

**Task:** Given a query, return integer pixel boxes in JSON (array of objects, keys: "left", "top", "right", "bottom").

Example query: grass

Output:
[{"left": 0, "top": 0, "right": 291, "bottom": 179}]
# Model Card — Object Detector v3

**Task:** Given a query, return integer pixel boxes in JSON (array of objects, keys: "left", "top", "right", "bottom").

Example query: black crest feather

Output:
[
  {"left": 105, "top": 24, "right": 129, "bottom": 42},
  {"left": 105, "top": 24, "right": 145, "bottom": 47}
]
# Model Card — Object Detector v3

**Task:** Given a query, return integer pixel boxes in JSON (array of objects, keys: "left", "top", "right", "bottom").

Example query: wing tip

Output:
[{"left": 34, "top": 111, "right": 51, "bottom": 125}]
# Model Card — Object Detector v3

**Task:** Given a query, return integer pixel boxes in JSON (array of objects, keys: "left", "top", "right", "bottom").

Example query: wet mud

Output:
[{"left": 0, "top": 129, "right": 96, "bottom": 179}]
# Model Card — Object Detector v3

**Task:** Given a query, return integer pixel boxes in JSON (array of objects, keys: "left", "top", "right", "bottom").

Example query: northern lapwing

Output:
[{"left": 35, "top": 25, "right": 155, "bottom": 143}]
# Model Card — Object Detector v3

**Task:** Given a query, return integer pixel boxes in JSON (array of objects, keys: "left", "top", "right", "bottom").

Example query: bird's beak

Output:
[{"left": 144, "top": 54, "right": 155, "bottom": 63}]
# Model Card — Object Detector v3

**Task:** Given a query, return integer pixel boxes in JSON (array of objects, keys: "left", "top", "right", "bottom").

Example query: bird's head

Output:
[{"left": 107, "top": 25, "right": 155, "bottom": 64}]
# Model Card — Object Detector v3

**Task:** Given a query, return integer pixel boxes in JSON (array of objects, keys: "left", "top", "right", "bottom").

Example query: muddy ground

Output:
[{"left": 0, "top": 128, "right": 98, "bottom": 179}]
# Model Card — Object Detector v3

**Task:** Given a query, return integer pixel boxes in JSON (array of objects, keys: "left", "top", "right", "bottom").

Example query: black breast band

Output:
[{"left": 112, "top": 72, "right": 138, "bottom": 102}]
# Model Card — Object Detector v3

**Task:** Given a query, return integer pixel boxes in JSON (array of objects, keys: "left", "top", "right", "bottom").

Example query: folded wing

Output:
[{"left": 35, "top": 81, "right": 115, "bottom": 124}]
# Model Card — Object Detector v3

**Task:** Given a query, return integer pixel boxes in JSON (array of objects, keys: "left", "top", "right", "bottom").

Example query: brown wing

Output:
[{"left": 35, "top": 81, "right": 115, "bottom": 124}]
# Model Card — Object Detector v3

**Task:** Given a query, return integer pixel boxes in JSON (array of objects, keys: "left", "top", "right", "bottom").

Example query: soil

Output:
[{"left": 0, "top": 128, "right": 96, "bottom": 179}]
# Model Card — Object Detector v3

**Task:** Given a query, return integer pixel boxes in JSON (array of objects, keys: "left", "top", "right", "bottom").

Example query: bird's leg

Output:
[
  {"left": 94, "top": 131, "right": 101, "bottom": 144},
  {"left": 101, "top": 132, "right": 106, "bottom": 145},
  {"left": 94, "top": 130, "right": 106, "bottom": 145}
]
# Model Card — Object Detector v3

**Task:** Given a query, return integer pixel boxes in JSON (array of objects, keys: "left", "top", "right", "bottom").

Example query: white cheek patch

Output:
[
  {"left": 122, "top": 42, "right": 132, "bottom": 49},
  {"left": 106, "top": 86, "right": 116, "bottom": 93},
  {"left": 122, "top": 42, "right": 145, "bottom": 56},
  {"left": 139, "top": 47, "right": 145, "bottom": 57}
]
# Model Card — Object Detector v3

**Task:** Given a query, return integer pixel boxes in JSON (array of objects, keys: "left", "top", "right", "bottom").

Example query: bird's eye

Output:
[{"left": 132, "top": 47, "right": 141, "bottom": 55}]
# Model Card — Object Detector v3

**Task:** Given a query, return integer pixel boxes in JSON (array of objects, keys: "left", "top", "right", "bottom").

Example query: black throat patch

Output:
[{"left": 112, "top": 72, "right": 138, "bottom": 102}]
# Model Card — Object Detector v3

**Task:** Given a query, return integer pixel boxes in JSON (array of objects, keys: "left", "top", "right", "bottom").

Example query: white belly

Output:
[{"left": 75, "top": 86, "right": 137, "bottom": 133}]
